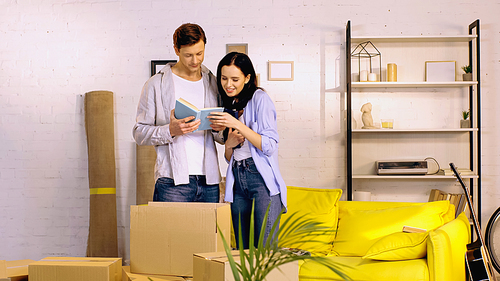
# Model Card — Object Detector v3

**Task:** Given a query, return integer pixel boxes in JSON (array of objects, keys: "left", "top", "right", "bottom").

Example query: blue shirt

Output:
[{"left": 224, "top": 89, "right": 287, "bottom": 209}]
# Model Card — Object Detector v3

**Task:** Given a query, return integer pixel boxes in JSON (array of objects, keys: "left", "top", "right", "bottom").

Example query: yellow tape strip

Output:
[{"left": 89, "top": 188, "right": 116, "bottom": 195}]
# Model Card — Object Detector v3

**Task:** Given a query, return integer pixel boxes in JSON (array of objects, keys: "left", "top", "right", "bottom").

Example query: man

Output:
[{"left": 133, "top": 23, "right": 224, "bottom": 203}]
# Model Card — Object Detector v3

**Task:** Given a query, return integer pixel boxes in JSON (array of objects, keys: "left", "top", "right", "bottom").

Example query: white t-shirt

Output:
[
  {"left": 173, "top": 73, "right": 205, "bottom": 175},
  {"left": 233, "top": 113, "right": 252, "bottom": 161}
]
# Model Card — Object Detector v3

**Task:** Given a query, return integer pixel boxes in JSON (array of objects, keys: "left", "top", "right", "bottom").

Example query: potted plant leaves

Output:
[
  {"left": 218, "top": 202, "right": 351, "bottom": 281},
  {"left": 461, "top": 110, "right": 471, "bottom": 128},
  {"left": 461, "top": 65, "right": 472, "bottom": 81}
]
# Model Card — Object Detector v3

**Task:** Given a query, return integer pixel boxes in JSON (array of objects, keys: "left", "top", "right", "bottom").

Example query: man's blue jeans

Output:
[
  {"left": 231, "top": 158, "right": 282, "bottom": 249},
  {"left": 153, "top": 175, "right": 219, "bottom": 203}
]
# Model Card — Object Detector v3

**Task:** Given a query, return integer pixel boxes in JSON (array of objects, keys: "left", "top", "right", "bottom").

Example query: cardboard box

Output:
[
  {"left": 193, "top": 251, "right": 298, "bottom": 281},
  {"left": 1, "top": 259, "right": 35, "bottom": 281},
  {"left": 122, "top": 266, "right": 188, "bottom": 281},
  {"left": 29, "top": 257, "right": 122, "bottom": 281},
  {"left": 130, "top": 202, "right": 231, "bottom": 277},
  {"left": 0, "top": 260, "right": 6, "bottom": 280}
]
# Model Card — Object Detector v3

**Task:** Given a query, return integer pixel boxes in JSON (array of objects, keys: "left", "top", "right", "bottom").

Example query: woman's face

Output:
[{"left": 220, "top": 65, "right": 250, "bottom": 98}]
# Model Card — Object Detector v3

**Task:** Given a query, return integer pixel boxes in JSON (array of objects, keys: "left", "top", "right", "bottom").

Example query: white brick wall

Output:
[{"left": 0, "top": 0, "right": 499, "bottom": 263}]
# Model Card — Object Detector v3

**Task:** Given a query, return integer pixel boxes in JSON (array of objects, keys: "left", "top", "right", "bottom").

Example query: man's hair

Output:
[{"left": 173, "top": 23, "right": 207, "bottom": 50}]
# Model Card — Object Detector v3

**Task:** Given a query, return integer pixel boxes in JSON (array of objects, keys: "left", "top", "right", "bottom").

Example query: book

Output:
[
  {"left": 428, "top": 188, "right": 470, "bottom": 219},
  {"left": 428, "top": 189, "right": 441, "bottom": 202},
  {"left": 402, "top": 226, "right": 427, "bottom": 233},
  {"left": 174, "top": 98, "right": 223, "bottom": 131},
  {"left": 435, "top": 168, "right": 474, "bottom": 176}
]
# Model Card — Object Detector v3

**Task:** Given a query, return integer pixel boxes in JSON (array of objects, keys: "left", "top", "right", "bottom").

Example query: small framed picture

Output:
[
  {"left": 151, "top": 60, "right": 176, "bottom": 76},
  {"left": 226, "top": 43, "right": 248, "bottom": 54},
  {"left": 425, "top": 61, "right": 456, "bottom": 82},
  {"left": 268, "top": 61, "right": 294, "bottom": 81}
]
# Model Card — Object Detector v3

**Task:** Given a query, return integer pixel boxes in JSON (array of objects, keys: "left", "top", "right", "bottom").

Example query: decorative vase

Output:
[
  {"left": 463, "top": 73, "right": 473, "bottom": 81},
  {"left": 460, "top": 119, "right": 471, "bottom": 128}
]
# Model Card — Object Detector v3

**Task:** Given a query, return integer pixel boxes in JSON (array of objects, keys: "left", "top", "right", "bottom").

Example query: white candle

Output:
[
  {"left": 360, "top": 70, "right": 368, "bottom": 82},
  {"left": 368, "top": 73, "right": 377, "bottom": 82},
  {"left": 353, "top": 191, "right": 371, "bottom": 201}
]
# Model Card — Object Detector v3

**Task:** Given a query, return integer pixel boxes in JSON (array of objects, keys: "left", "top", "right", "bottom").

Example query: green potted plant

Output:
[
  {"left": 461, "top": 109, "right": 471, "bottom": 128},
  {"left": 461, "top": 65, "right": 472, "bottom": 81},
  {"left": 218, "top": 202, "right": 351, "bottom": 281}
]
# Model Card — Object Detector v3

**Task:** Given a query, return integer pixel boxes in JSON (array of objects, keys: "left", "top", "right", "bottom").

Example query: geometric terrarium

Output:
[{"left": 351, "top": 41, "right": 382, "bottom": 82}]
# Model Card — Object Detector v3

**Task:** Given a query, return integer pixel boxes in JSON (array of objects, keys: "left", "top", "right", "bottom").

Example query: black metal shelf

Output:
[{"left": 345, "top": 20, "right": 481, "bottom": 223}]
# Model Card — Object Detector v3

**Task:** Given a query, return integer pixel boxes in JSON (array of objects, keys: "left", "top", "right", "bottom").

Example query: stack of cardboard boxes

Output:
[
  {"left": 128, "top": 202, "right": 232, "bottom": 280},
  {"left": 5, "top": 201, "right": 297, "bottom": 280},
  {"left": 128, "top": 202, "right": 298, "bottom": 280}
]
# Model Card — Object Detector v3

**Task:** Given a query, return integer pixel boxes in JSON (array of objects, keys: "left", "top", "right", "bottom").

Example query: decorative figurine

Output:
[{"left": 361, "top": 102, "right": 377, "bottom": 129}]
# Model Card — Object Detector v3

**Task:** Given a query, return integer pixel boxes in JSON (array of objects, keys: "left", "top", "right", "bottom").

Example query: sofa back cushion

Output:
[
  {"left": 279, "top": 186, "right": 342, "bottom": 255},
  {"left": 332, "top": 200, "right": 452, "bottom": 257}
]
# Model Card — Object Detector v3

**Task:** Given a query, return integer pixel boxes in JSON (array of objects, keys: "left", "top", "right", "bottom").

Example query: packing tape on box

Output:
[{"left": 89, "top": 188, "right": 116, "bottom": 195}]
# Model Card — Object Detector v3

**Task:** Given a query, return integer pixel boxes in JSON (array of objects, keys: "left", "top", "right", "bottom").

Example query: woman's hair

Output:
[
  {"left": 173, "top": 23, "right": 206, "bottom": 50},
  {"left": 216, "top": 52, "right": 259, "bottom": 110}
]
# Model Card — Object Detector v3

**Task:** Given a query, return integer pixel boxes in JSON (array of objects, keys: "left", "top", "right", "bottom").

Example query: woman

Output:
[{"left": 210, "top": 52, "right": 287, "bottom": 249}]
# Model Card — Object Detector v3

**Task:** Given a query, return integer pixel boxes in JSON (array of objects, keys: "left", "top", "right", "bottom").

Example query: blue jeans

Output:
[
  {"left": 231, "top": 158, "right": 283, "bottom": 249},
  {"left": 153, "top": 175, "right": 219, "bottom": 203}
]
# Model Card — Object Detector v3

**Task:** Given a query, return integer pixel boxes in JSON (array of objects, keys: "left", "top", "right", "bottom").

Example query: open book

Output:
[{"left": 174, "top": 98, "right": 223, "bottom": 131}]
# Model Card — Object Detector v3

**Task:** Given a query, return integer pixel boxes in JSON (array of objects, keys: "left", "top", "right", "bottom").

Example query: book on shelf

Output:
[
  {"left": 434, "top": 168, "right": 474, "bottom": 176},
  {"left": 428, "top": 188, "right": 470, "bottom": 218},
  {"left": 174, "top": 98, "right": 223, "bottom": 131}
]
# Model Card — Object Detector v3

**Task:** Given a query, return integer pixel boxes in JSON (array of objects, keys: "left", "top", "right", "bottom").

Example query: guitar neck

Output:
[{"left": 449, "top": 163, "right": 485, "bottom": 246}]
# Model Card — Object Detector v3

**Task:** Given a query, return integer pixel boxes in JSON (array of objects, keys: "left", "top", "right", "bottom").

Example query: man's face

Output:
[{"left": 175, "top": 40, "right": 205, "bottom": 74}]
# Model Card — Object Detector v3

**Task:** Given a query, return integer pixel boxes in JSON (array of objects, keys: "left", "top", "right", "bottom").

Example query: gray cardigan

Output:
[{"left": 133, "top": 63, "right": 223, "bottom": 185}]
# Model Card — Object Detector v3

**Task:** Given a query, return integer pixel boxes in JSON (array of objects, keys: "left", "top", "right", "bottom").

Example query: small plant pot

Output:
[
  {"left": 463, "top": 73, "right": 473, "bottom": 81},
  {"left": 460, "top": 119, "right": 471, "bottom": 128}
]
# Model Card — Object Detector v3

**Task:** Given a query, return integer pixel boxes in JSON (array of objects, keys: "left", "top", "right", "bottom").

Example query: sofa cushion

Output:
[
  {"left": 332, "top": 200, "right": 450, "bottom": 257},
  {"left": 279, "top": 186, "right": 342, "bottom": 255},
  {"left": 362, "top": 231, "right": 428, "bottom": 260},
  {"left": 299, "top": 256, "right": 429, "bottom": 281}
]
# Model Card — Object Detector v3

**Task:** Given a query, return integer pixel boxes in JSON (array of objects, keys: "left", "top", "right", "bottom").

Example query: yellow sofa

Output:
[{"left": 281, "top": 186, "right": 471, "bottom": 281}]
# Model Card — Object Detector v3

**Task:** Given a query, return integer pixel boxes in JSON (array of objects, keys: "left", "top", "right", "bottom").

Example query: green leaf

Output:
[
  {"left": 462, "top": 110, "right": 470, "bottom": 120},
  {"left": 217, "top": 223, "right": 241, "bottom": 281},
  {"left": 217, "top": 199, "right": 352, "bottom": 281}
]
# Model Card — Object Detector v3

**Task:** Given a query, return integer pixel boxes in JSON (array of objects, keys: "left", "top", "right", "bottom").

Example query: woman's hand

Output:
[
  {"left": 226, "top": 128, "right": 245, "bottom": 148},
  {"left": 224, "top": 128, "right": 245, "bottom": 160},
  {"left": 212, "top": 110, "right": 263, "bottom": 152},
  {"left": 208, "top": 111, "right": 241, "bottom": 130}
]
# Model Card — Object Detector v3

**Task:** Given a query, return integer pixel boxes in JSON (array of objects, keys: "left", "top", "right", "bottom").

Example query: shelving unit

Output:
[{"left": 345, "top": 20, "right": 481, "bottom": 222}]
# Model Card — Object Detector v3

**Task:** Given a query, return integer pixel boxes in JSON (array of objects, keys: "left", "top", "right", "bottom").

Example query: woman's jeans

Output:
[
  {"left": 231, "top": 157, "right": 282, "bottom": 249},
  {"left": 153, "top": 175, "right": 219, "bottom": 203}
]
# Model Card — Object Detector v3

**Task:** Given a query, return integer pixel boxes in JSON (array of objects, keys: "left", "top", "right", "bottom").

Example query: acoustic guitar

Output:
[{"left": 450, "top": 162, "right": 495, "bottom": 281}]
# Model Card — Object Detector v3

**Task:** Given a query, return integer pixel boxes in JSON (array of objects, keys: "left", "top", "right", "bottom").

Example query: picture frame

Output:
[
  {"left": 268, "top": 61, "right": 294, "bottom": 81},
  {"left": 226, "top": 43, "right": 248, "bottom": 54},
  {"left": 425, "top": 61, "right": 456, "bottom": 82},
  {"left": 151, "top": 60, "right": 177, "bottom": 76}
]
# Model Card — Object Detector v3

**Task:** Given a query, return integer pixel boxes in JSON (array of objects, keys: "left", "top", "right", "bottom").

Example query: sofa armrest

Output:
[{"left": 427, "top": 212, "right": 470, "bottom": 281}]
